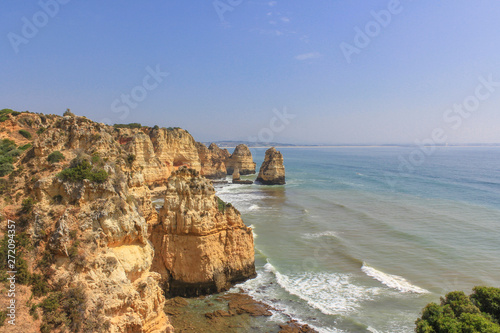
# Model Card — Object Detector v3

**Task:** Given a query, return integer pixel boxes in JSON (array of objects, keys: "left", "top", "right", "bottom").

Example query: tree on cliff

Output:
[{"left": 415, "top": 287, "right": 500, "bottom": 332}]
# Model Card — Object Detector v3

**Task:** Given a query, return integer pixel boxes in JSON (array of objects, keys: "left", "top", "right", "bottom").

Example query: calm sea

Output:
[{"left": 216, "top": 147, "right": 500, "bottom": 333}]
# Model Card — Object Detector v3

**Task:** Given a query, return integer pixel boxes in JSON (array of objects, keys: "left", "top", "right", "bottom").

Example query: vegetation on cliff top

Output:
[
  {"left": 0, "top": 108, "right": 21, "bottom": 122},
  {"left": 113, "top": 122, "right": 142, "bottom": 129},
  {"left": 416, "top": 287, "right": 500, "bottom": 332}
]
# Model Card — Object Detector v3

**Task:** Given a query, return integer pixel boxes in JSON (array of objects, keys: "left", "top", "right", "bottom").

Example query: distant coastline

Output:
[{"left": 207, "top": 141, "right": 500, "bottom": 149}]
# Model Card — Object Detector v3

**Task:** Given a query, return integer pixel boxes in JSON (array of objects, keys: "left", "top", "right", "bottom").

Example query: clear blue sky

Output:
[{"left": 2, "top": 0, "right": 500, "bottom": 144}]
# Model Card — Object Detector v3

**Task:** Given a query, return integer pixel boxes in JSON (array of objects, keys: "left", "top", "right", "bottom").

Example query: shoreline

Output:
[{"left": 165, "top": 291, "right": 317, "bottom": 333}]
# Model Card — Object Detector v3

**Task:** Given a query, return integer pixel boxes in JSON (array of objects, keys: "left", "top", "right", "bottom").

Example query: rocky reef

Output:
[
  {"left": 225, "top": 144, "right": 256, "bottom": 175},
  {"left": 256, "top": 147, "right": 286, "bottom": 185},
  {"left": 0, "top": 111, "right": 256, "bottom": 332}
]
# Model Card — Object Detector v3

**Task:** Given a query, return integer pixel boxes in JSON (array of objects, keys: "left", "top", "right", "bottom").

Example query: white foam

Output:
[
  {"left": 361, "top": 263, "right": 429, "bottom": 294},
  {"left": 235, "top": 264, "right": 344, "bottom": 333},
  {"left": 260, "top": 262, "right": 380, "bottom": 316},
  {"left": 248, "top": 224, "right": 258, "bottom": 239},
  {"left": 249, "top": 204, "right": 260, "bottom": 211},
  {"left": 302, "top": 231, "right": 338, "bottom": 239}
]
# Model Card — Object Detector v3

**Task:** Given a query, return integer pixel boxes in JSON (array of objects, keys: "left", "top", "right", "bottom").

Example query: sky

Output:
[{"left": 2, "top": 0, "right": 500, "bottom": 145}]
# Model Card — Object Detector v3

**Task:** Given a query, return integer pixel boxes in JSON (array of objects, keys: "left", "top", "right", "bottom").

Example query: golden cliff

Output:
[
  {"left": 196, "top": 142, "right": 229, "bottom": 179},
  {"left": 225, "top": 144, "right": 256, "bottom": 175},
  {"left": 151, "top": 167, "right": 255, "bottom": 297},
  {"left": 256, "top": 147, "right": 286, "bottom": 185},
  {"left": 0, "top": 111, "right": 256, "bottom": 332}
]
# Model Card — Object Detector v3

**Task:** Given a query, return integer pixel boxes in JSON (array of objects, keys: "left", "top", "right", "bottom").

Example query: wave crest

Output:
[{"left": 361, "top": 263, "right": 429, "bottom": 294}]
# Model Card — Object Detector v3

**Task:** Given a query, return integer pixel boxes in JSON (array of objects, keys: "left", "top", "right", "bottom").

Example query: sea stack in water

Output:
[
  {"left": 226, "top": 144, "right": 256, "bottom": 175},
  {"left": 152, "top": 167, "right": 256, "bottom": 297},
  {"left": 232, "top": 167, "right": 240, "bottom": 181},
  {"left": 232, "top": 168, "right": 253, "bottom": 184},
  {"left": 256, "top": 147, "right": 285, "bottom": 185}
]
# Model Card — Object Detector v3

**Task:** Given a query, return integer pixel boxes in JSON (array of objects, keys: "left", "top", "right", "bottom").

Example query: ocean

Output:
[{"left": 215, "top": 147, "right": 500, "bottom": 333}]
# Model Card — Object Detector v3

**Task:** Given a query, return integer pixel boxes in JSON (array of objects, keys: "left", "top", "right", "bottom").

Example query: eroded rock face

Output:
[
  {"left": 0, "top": 113, "right": 257, "bottom": 332},
  {"left": 152, "top": 167, "right": 256, "bottom": 297},
  {"left": 256, "top": 147, "right": 285, "bottom": 185},
  {"left": 32, "top": 165, "right": 173, "bottom": 332},
  {"left": 196, "top": 142, "right": 228, "bottom": 179},
  {"left": 226, "top": 144, "right": 256, "bottom": 175}
]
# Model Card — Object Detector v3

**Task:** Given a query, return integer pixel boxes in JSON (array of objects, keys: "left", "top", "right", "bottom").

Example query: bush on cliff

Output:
[
  {"left": 113, "top": 123, "right": 142, "bottom": 129},
  {"left": 39, "top": 287, "right": 86, "bottom": 333},
  {"left": 0, "top": 109, "right": 13, "bottom": 122},
  {"left": 47, "top": 151, "right": 65, "bottom": 164},
  {"left": 415, "top": 287, "right": 500, "bottom": 333},
  {"left": 57, "top": 157, "right": 108, "bottom": 183},
  {"left": 19, "top": 129, "right": 32, "bottom": 139}
]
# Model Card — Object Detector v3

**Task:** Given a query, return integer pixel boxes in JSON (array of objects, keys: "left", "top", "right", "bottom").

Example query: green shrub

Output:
[
  {"left": 0, "top": 139, "right": 16, "bottom": 154},
  {"left": 6, "top": 149, "right": 21, "bottom": 157},
  {"left": 57, "top": 158, "right": 108, "bottom": 183},
  {"left": 471, "top": 286, "right": 500, "bottom": 322},
  {"left": 29, "top": 304, "right": 39, "bottom": 320},
  {"left": 217, "top": 197, "right": 226, "bottom": 213},
  {"left": 19, "top": 143, "right": 32, "bottom": 151},
  {"left": 91, "top": 153, "right": 100, "bottom": 164},
  {"left": 18, "top": 129, "right": 32, "bottom": 139},
  {"left": 47, "top": 151, "right": 65, "bottom": 164},
  {"left": 127, "top": 154, "right": 136, "bottom": 164},
  {"left": 0, "top": 155, "right": 13, "bottom": 165},
  {"left": 416, "top": 288, "right": 500, "bottom": 333},
  {"left": 31, "top": 273, "right": 50, "bottom": 297},
  {"left": 0, "top": 310, "right": 6, "bottom": 327},
  {"left": 113, "top": 123, "right": 142, "bottom": 129},
  {"left": 21, "top": 197, "right": 35, "bottom": 213},
  {"left": 40, "top": 287, "right": 86, "bottom": 332},
  {"left": 0, "top": 163, "right": 14, "bottom": 177},
  {"left": 36, "top": 127, "right": 46, "bottom": 135}
]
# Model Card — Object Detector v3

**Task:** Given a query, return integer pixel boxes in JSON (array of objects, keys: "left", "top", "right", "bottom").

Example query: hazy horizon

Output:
[{"left": 2, "top": 1, "right": 500, "bottom": 145}]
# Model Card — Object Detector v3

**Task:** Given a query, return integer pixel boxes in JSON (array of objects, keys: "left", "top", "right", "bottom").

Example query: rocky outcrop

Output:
[
  {"left": 151, "top": 167, "right": 256, "bottom": 297},
  {"left": 196, "top": 142, "right": 228, "bottom": 179},
  {"left": 232, "top": 168, "right": 240, "bottom": 182},
  {"left": 232, "top": 168, "right": 253, "bottom": 185},
  {"left": 0, "top": 112, "right": 257, "bottom": 332},
  {"left": 226, "top": 144, "right": 256, "bottom": 175},
  {"left": 256, "top": 147, "right": 286, "bottom": 185}
]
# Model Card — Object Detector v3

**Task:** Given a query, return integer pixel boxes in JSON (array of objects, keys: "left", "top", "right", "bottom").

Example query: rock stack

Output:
[
  {"left": 225, "top": 144, "right": 256, "bottom": 175},
  {"left": 232, "top": 168, "right": 253, "bottom": 184},
  {"left": 256, "top": 147, "right": 286, "bottom": 185}
]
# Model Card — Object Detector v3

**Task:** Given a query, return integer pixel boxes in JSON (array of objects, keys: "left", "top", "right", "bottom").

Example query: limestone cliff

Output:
[
  {"left": 196, "top": 142, "right": 228, "bottom": 179},
  {"left": 0, "top": 111, "right": 256, "bottom": 332},
  {"left": 225, "top": 144, "right": 256, "bottom": 175},
  {"left": 151, "top": 167, "right": 256, "bottom": 297},
  {"left": 256, "top": 147, "right": 286, "bottom": 185}
]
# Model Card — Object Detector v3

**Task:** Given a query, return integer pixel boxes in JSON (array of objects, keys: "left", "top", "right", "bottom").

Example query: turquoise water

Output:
[{"left": 216, "top": 147, "right": 500, "bottom": 333}]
